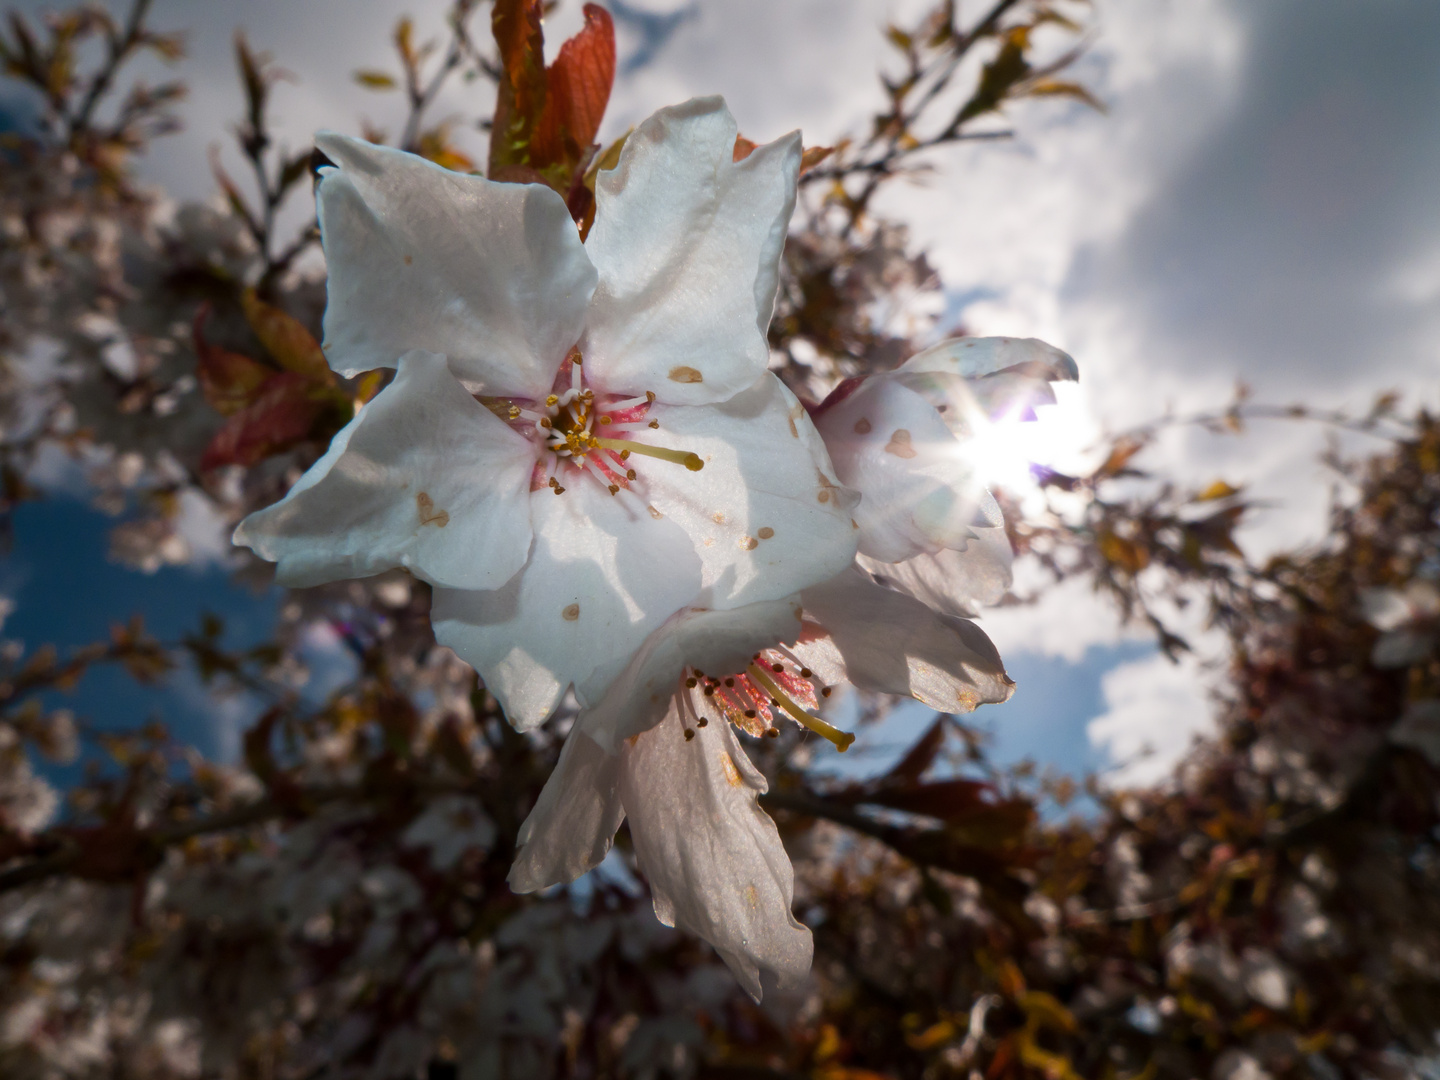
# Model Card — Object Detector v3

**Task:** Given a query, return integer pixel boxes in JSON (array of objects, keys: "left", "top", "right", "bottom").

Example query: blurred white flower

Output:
[
  {"left": 236, "top": 98, "right": 860, "bottom": 727},
  {"left": 508, "top": 567, "right": 1012, "bottom": 999},
  {"left": 811, "top": 336, "right": 1077, "bottom": 617},
  {"left": 1359, "top": 580, "right": 1439, "bottom": 668}
]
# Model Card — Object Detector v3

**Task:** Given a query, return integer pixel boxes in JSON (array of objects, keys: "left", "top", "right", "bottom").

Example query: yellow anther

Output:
[
  {"left": 646, "top": 390, "right": 656, "bottom": 403},
  {"left": 508, "top": 405, "right": 521, "bottom": 419},
  {"left": 748, "top": 664, "right": 855, "bottom": 752},
  {"left": 539, "top": 417, "right": 552, "bottom": 429},
  {"left": 545, "top": 394, "right": 558, "bottom": 407},
  {"left": 648, "top": 420, "right": 660, "bottom": 429},
  {"left": 599, "top": 416, "right": 612, "bottom": 425},
  {"left": 608, "top": 484, "right": 619, "bottom": 495},
  {"left": 626, "top": 469, "right": 637, "bottom": 480}
]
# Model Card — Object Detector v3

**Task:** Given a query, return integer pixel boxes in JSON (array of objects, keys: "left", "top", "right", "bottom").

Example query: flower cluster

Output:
[{"left": 237, "top": 96, "right": 1076, "bottom": 997}]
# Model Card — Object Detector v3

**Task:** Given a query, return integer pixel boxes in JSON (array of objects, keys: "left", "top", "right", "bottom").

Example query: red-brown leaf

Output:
[
  {"left": 489, "top": 0, "right": 547, "bottom": 177},
  {"left": 864, "top": 778, "right": 994, "bottom": 821},
  {"left": 240, "top": 289, "right": 333, "bottom": 385},
  {"left": 193, "top": 304, "right": 273, "bottom": 416},
  {"left": 882, "top": 715, "right": 949, "bottom": 784},
  {"left": 534, "top": 3, "right": 615, "bottom": 167},
  {"left": 200, "top": 372, "right": 328, "bottom": 471}
]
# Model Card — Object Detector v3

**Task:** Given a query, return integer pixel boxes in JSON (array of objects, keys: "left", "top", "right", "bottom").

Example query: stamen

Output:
[
  {"left": 583, "top": 457, "right": 621, "bottom": 494},
  {"left": 593, "top": 438, "right": 703, "bottom": 472},
  {"left": 609, "top": 391, "right": 656, "bottom": 411},
  {"left": 747, "top": 664, "right": 855, "bottom": 752},
  {"left": 545, "top": 394, "right": 559, "bottom": 407}
]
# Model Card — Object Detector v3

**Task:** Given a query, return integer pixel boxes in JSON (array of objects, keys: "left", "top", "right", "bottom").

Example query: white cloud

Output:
[{"left": 1087, "top": 651, "right": 1216, "bottom": 788}]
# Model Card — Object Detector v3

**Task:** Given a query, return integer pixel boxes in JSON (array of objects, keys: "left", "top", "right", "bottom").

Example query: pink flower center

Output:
[
  {"left": 482, "top": 351, "right": 703, "bottom": 501},
  {"left": 672, "top": 648, "right": 854, "bottom": 752}
]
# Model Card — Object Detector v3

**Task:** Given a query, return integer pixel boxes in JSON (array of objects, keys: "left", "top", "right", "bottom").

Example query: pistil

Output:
[
  {"left": 594, "top": 437, "right": 703, "bottom": 472},
  {"left": 747, "top": 664, "right": 855, "bottom": 752}
]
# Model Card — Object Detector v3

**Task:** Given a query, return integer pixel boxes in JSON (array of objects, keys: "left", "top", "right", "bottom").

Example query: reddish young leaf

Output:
[
  {"left": 532, "top": 3, "right": 615, "bottom": 171},
  {"left": 882, "top": 714, "right": 949, "bottom": 784},
  {"left": 240, "top": 289, "right": 333, "bottom": 385},
  {"left": 489, "top": 0, "right": 547, "bottom": 179},
  {"left": 200, "top": 372, "right": 330, "bottom": 471},
  {"left": 192, "top": 304, "right": 273, "bottom": 416},
  {"left": 862, "top": 778, "right": 994, "bottom": 821}
]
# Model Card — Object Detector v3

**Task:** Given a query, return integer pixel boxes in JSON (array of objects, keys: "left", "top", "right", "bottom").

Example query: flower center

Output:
[
  {"left": 672, "top": 649, "right": 855, "bottom": 752},
  {"left": 484, "top": 351, "right": 703, "bottom": 499}
]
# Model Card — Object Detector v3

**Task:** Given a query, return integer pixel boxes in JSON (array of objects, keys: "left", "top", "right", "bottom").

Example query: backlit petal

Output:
[
  {"left": 583, "top": 98, "right": 800, "bottom": 405},
  {"left": 508, "top": 728, "right": 625, "bottom": 893},
  {"left": 431, "top": 481, "right": 702, "bottom": 730},
  {"left": 621, "top": 714, "right": 812, "bottom": 1001},
  {"left": 900, "top": 336, "right": 1078, "bottom": 425},
  {"left": 643, "top": 374, "right": 859, "bottom": 607},
  {"left": 314, "top": 132, "right": 596, "bottom": 395},
  {"left": 579, "top": 600, "right": 803, "bottom": 753},
  {"left": 799, "top": 567, "right": 1013, "bottom": 714},
  {"left": 233, "top": 350, "right": 535, "bottom": 591},
  {"left": 859, "top": 524, "right": 1014, "bottom": 617},
  {"left": 813, "top": 374, "right": 987, "bottom": 562}
]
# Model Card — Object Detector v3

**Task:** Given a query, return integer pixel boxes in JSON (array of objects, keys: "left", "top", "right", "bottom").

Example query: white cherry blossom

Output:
[
  {"left": 508, "top": 568, "right": 1012, "bottom": 999},
  {"left": 235, "top": 98, "right": 860, "bottom": 728},
  {"left": 812, "top": 336, "right": 1078, "bottom": 617}
]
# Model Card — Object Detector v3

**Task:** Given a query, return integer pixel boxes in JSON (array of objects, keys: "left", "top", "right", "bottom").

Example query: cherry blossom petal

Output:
[
  {"left": 641, "top": 374, "right": 859, "bottom": 607},
  {"left": 583, "top": 98, "right": 800, "bottom": 405},
  {"left": 430, "top": 482, "right": 702, "bottom": 730},
  {"left": 902, "top": 335, "right": 1079, "bottom": 382},
  {"left": 508, "top": 728, "right": 624, "bottom": 893},
  {"left": 900, "top": 336, "right": 1078, "bottom": 426},
  {"left": 233, "top": 351, "right": 535, "bottom": 591},
  {"left": 798, "top": 567, "right": 1013, "bottom": 714},
  {"left": 314, "top": 132, "right": 596, "bottom": 395},
  {"left": 858, "top": 523, "right": 1014, "bottom": 617},
  {"left": 621, "top": 713, "right": 812, "bottom": 1001},
  {"left": 813, "top": 374, "right": 987, "bottom": 562},
  {"left": 579, "top": 600, "right": 803, "bottom": 752}
]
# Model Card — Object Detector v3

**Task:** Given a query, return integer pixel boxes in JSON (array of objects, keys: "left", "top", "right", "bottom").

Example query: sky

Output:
[{"left": 4, "top": 0, "right": 1438, "bottom": 789}]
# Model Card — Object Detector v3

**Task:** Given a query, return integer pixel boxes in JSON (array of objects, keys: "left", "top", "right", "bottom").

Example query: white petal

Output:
[
  {"left": 900, "top": 337, "right": 1078, "bottom": 425},
  {"left": 579, "top": 599, "right": 803, "bottom": 753},
  {"left": 812, "top": 374, "right": 988, "bottom": 562},
  {"left": 315, "top": 132, "right": 596, "bottom": 395},
  {"left": 642, "top": 374, "right": 859, "bottom": 607},
  {"left": 508, "top": 727, "right": 625, "bottom": 892},
  {"left": 799, "top": 567, "right": 1013, "bottom": 713},
  {"left": 903, "top": 335, "right": 1079, "bottom": 381},
  {"left": 621, "top": 714, "right": 811, "bottom": 1001},
  {"left": 431, "top": 480, "right": 702, "bottom": 730},
  {"left": 583, "top": 98, "right": 800, "bottom": 405},
  {"left": 858, "top": 524, "right": 1014, "bottom": 617},
  {"left": 233, "top": 350, "right": 535, "bottom": 591}
]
